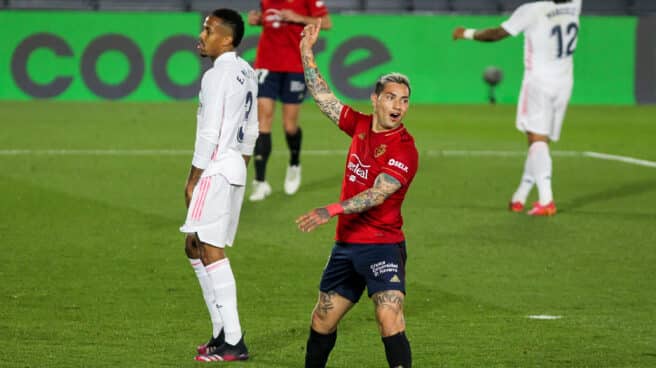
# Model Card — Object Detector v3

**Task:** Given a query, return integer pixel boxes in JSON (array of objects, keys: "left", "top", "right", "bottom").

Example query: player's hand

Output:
[
  {"left": 247, "top": 10, "right": 262, "bottom": 25},
  {"left": 296, "top": 207, "right": 331, "bottom": 232},
  {"left": 300, "top": 19, "right": 321, "bottom": 50},
  {"left": 452, "top": 27, "right": 465, "bottom": 40},
  {"left": 280, "top": 9, "right": 301, "bottom": 23}
]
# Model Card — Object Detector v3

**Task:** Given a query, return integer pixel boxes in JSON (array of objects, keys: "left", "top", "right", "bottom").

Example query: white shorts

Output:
[
  {"left": 180, "top": 174, "right": 245, "bottom": 248},
  {"left": 516, "top": 78, "right": 572, "bottom": 142}
]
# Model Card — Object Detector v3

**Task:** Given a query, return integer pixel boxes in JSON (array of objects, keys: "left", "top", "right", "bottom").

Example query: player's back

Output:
[{"left": 503, "top": 0, "right": 581, "bottom": 83}]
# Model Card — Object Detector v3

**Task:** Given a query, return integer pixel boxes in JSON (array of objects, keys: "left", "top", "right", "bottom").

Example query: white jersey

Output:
[
  {"left": 192, "top": 51, "right": 259, "bottom": 186},
  {"left": 502, "top": 0, "right": 581, "bottom": 85}
]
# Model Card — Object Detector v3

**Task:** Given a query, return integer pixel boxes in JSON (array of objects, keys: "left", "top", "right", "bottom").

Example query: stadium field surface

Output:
[{"left": 1, "top": 101, "right": 655, "bottom": 367}]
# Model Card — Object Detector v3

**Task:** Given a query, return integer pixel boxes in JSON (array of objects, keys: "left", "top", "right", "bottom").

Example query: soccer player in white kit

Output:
[
  {"left": 453, "top": 0, "right": 581, "bottom": 216},
  {"left": 180, "top": 8, "right": 258, "bottom": 362}
]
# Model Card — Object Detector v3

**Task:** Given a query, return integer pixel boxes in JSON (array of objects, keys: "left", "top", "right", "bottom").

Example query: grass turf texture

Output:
[{"left": 1, "top": 101, "right": 655, "bottom": 367}]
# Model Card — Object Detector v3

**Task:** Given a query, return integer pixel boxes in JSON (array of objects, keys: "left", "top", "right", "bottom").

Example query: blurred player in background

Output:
[
  {"left": 180, "top": 8, "right": 258, "bottom": 362},
  {"left": 297, "top": 20, "right": 418, "bottom": 368},
  {"left": 453, "top": 0, "right": 581, "bottom": 216},
  {"left": 247, "top": 0, "right": 332, "bottom": 201}
]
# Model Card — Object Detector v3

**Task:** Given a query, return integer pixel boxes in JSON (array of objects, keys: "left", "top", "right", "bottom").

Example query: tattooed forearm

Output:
[
  {"left": 302, "top": 48, "right": 343, "bottom": 124},
  {"left": 341, "top": 173, "right": 402, "bottom": 214}
]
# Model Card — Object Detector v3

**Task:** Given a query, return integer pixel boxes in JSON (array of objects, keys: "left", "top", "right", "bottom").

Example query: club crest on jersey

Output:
[
  {"left": 358, "top": 133, "right": 366, "bottom": 140},
  {"left": 374, "top": 144, "right": 387, "bottom": 158},
  {"left": 347, "top": 154, "right": 370, "bottom": 181},
  {"left": 388, "top": 158, "right": 409, "bottom": 173}
]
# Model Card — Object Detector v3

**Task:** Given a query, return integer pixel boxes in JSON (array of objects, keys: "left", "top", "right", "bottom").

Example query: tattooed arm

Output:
[
  {"left": 341, "top": 173, "right": 401, "bottom": 214},
  {"left": 296, "top": 173, "right": 402, "bottom": 232},
  {"left": 300, "top": 19, "right": 343, "bottom": 125}
]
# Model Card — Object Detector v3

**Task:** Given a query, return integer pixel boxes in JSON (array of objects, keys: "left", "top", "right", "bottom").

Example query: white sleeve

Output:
[
  {"left": 192, "top": 70, "right": 225, "bottom": 169},
  {"left": 501, "top": 3, "right": 537, "bottom": 36},
  {"left": 239, "top": 88, "right": 259, "bottom": 156}
]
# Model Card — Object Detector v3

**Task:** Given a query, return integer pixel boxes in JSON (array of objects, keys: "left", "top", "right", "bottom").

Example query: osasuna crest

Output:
[
  {"left": 374, "top": 144, "right": 387, "bottom": 158},
  {"left": 358, "top": 133, "right": 366, "bottom": 140}
]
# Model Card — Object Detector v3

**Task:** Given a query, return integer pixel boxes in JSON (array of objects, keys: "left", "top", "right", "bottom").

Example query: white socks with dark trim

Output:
[
  {"left": 205, "top": 258, "right": 243, "bottom": 345},
  {"left": 189, "top": 258, "right": 224, "bottom": 339}
]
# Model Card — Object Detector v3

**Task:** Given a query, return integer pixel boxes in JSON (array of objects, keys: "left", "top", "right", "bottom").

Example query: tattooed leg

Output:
[
  {"left": 311, "top": 291, "right": 354, "bottom": 334},
  {"left": 372, "top": 290, "right": 406, "bottom": 337}
]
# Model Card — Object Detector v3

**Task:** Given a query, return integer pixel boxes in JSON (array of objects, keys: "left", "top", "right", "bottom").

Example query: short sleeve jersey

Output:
[
  {"left": 254, "top": 0, "right": 328, "bottom": 73},
  {"left": 501, "top": 0, "right": 581, "bottom": 82},
  {"left": 335, "top": 105, "right": 419, "bottom": 244}
]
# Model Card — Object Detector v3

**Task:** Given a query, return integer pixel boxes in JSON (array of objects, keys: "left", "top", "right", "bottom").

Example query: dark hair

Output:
[
  {"left": 553, "top": 0, "right": 572, "bottom": 3},
  {"left": 374, "top": 73, "right": 411, "bottom": 96},
  {"left": 211, "top": 8, "right": 245, "bottom": 48}
]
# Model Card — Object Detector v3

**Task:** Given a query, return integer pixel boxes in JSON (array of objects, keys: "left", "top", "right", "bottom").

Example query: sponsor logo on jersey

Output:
[
  {"left": 347, "top": 154, "right": 370, "bottom": 181},
  {"left": 388, "top": 158, "right": 408, "bottom": 173},
  {"left": 374, "top": 144, "right": 387, "bottom": 158}
]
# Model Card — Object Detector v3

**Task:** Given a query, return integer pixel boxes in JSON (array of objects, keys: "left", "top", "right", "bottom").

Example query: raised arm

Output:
[
  {"left": 296, "top": 173, "right": 402, "bottom": 232},
  {"left": 452, "top": 26, "right": 510, "bottom": 42},
  {"left": 300, "top": 20, "right": 343, "bottom": 125}
]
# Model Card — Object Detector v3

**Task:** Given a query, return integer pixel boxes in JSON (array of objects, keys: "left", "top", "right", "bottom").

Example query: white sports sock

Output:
[
  {"left": 206, "top": 258, "right": 242, "bottom": 345},
  {"left": 189, "top": 258, "right": 224, "bottom": 339},
  {"left": 529, "top": 141, "right": 553, "bottom": 205},
  {"left": 511, "top": 151, "right": 535, "bottom": 204}
]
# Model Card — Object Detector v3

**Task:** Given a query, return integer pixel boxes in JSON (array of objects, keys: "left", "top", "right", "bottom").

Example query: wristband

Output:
[
  {"left": 325, "top": 203, "right": 344, "bottom": 217},
  {"left": 464, "top": 28, "right": 476, "bottom": 40}
]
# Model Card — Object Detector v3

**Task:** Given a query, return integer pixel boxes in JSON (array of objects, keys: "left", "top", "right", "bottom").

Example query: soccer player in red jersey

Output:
[
  {"left": 247, "top": 0, "right": 332, "bottom": 201},
  {"left": 297, "top": 20, "right": 418, "bottom": 368}
]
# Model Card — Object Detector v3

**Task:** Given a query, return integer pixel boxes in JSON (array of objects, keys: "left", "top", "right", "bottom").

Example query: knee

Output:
[
  {"left": 283, "top": 120, "right": 299, "bottom": 134},
  {"left": 184, "top": 235, "right": 200, "bottom": 259},
  {"left": 376, "top": 308, "right": 405, "bottom": 337},
  {"left": 373, "top": 292, "right": 406, "bottom": 337},
  {"left": 311, "top": 307, "right": 337, "bottom": 334}
]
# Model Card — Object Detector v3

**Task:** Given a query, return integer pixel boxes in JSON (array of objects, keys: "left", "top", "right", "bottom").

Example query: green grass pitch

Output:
[{"left": 1, "top": 101, "right": 655, "bottom": 367}]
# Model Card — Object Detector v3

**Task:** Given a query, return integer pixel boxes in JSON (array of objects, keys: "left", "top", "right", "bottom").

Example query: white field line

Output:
[
  {"left": 583, "top": 151, "right": 656, "bottom": 168},
  {"left": 0, "top": 149, "right": 654, "bottom": 169},
  {"left": 527, "top": 315, "right": 562, "bottom": 320}
]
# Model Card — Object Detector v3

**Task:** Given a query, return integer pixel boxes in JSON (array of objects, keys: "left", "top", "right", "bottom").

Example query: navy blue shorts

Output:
[
  {"left": 319, "top": 242, "right": 407, "bottom": 304},
  {"left": 256, "top": 69, "right": 306, "bottom": 104}
]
